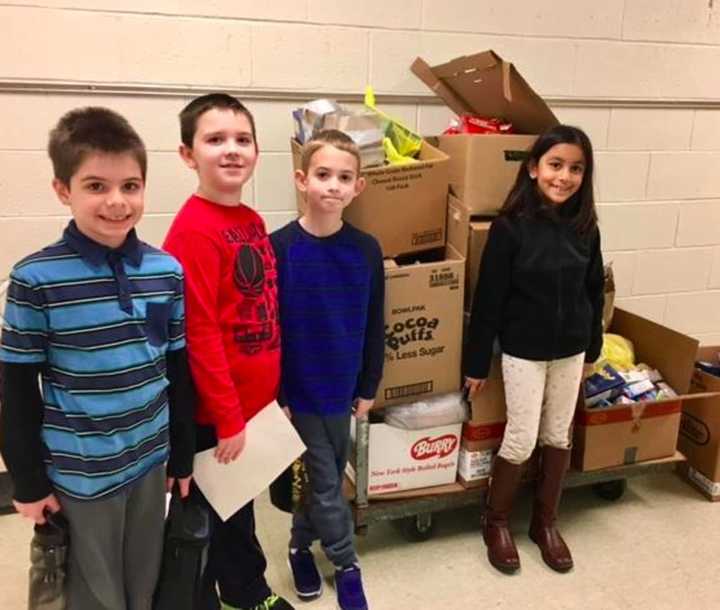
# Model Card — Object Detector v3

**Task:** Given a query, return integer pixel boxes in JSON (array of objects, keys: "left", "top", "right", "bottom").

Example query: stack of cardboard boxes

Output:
[
  {"left": 291, "top": 49, "right": 711, "bottom": 501},
  {"left": 412, "top": 50, "right": 560, "bottom": 489}
]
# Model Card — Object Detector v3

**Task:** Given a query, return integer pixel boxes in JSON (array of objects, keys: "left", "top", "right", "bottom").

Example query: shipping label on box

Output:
[
  {"left": 376, "top": 247, "right": 465, "bottom": 408},
  {"left": 355, "top": 422, "right": 462, "bottom": 497},
  {"left": 291, "top": 138, "right": 448, "bottom": 257}
]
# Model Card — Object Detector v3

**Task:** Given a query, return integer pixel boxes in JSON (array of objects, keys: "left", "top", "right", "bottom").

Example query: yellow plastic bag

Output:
[
  {"left": 599, "top": 334, "right": 635, "bottom": 372},
  {"left": 364, "top": 85, "right": 422, "bottom": 164}
]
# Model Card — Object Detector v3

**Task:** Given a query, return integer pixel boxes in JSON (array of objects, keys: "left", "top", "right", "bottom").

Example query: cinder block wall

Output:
[{"left": 2, "top": 1, "right": 720, "bottom": 344}]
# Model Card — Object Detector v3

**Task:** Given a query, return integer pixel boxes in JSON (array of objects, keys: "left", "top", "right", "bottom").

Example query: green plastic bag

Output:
[{"left": 364, "top": 86, "right": 422, "bottom": 164}]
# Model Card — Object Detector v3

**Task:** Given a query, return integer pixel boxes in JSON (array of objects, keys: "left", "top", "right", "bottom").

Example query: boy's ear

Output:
[
  {"left": 178, "top": 144, "right": 197, "bottom": 169},
  {"left": 294, "top": 169, "right": 308, "bottom": 193},
  {"left": 354, "top": 176, "right": 367, "bottom": 197},
  {"left": 52, "top": 178, "right": 71, "bottom": 207}
]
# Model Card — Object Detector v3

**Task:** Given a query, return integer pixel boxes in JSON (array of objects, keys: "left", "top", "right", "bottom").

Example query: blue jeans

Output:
[{"left": 290, "top": 410, "right": 357, "bottom": 568}]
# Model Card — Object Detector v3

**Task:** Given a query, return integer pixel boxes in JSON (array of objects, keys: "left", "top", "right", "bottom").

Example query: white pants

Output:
[{"left": 499, "top": 352, "right": 585, "bottom": 465}]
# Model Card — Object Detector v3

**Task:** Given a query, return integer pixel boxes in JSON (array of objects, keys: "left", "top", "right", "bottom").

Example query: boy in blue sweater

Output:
[{"left": 270, "top": 130, "right": 384, "bottom": 610}]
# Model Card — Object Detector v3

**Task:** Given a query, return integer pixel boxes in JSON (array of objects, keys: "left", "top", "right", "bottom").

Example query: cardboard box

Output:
[
  {"left": 678, "top": 463, "right": 720, "bottom": 502},
  {"left": 291, "top": 137, "right": 449, "bottom": 257},
  {"left": 348, "top": 421, "right": 462, "bottom": 497},
  {"left": 677, "top": 346, "right": 720, "bottom": 496},
  {"left": 376, "top": 243, "right": 465, "bottom": 408},
  {"left": 411, "top": 50, "right": 558, "bottom": 215},
  {"left": 573, "top": 308, "right": 701, "bottom": 471},
  {"left": 457, "top": 445, "right": 494, "bottom": 488},
  {"left": 446, "top": 195, "right": 492, "bottom": 310},
  {"left": 468, "top": 356, "right": 506, "bottom": 425}
]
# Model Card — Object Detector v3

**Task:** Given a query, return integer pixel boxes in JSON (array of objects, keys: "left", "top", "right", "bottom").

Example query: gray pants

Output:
[
  {"left": 57, "top": 464, "right": 166, "bottom": 610},
  {"left": 290, "top": 411, "right": 357, "bottom": 568}
]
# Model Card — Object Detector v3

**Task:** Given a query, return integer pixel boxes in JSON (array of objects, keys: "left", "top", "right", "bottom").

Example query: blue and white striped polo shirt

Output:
[{"left": 0, "top": 221, "right": 186, "bottom": 500}]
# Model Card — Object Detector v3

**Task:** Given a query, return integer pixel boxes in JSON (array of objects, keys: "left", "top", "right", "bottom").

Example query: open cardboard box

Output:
[
  {"left": 574, "top": 308, "right": 705, "bottom": 471},
  {"left": 411, "top": 50, "right": 558, "bottom": 215},
  {"left": 291, "top": 137, "right": 448, "bottom": 257},
  {"left": 677, "top": 346, "right": 720, "bottom": 500}
]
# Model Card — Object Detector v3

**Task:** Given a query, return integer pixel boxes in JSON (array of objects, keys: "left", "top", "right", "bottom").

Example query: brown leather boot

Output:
[
  {"left": 483, "top": 455, "right": 524, "bottom": 574},
  {"left": 529, "top": 445, "right": 574, "bottom": 572}
]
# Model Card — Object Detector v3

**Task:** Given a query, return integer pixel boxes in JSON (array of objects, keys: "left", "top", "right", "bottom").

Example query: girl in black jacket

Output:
[{"left": 465, "top": 125, "right": 604, "bottom": 575}]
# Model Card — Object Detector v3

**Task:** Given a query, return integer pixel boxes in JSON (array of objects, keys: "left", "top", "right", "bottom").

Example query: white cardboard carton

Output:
[{"left": 349, "top": 421, "right": 461, "bottom": 497}]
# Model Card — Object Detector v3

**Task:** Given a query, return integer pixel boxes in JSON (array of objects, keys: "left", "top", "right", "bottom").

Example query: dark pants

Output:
[
  {"left": 290, "top": 411, "right": 356, "bottom": 568},
  {"left": 193, "top": 425, "right": 271, "bottom": 610}
]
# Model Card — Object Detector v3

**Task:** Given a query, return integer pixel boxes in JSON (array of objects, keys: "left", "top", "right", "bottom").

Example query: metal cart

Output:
[{"left": 350, "top": 415, "right": 685, "bottom": 542}]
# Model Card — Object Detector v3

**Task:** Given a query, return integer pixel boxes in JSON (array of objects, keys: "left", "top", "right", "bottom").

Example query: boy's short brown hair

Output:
[
  {"left": 48, "top": 107, "right": 147, "bottom": 185},
  {"left": 301, "top": 130, "right": 361, "bottom": 174},
  {"left": 179, "top": 93, "right": 257, "bottom": 148}
]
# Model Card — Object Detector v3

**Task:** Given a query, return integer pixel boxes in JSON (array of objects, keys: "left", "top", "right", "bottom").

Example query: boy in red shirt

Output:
[{"left": 164, "top": 93, "right": 293, "bottom": 610}]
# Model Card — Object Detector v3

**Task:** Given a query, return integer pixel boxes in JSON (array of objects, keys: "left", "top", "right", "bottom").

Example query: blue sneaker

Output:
[
  {"left": 334, "top": 564, "right": 368, "bottom": 610},
  {"left": 288, "top": 547, "right": 322, "bottom": 600}
]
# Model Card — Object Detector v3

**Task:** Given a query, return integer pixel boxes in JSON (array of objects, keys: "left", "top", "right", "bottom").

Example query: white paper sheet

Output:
[{"left": 193, "top": 401, "right": 305, "bottom": 521}]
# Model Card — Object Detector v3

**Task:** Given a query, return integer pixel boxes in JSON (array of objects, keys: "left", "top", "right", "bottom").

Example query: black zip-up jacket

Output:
[{"left": 464, "top": 213, "right": 604, "bottom": 379}]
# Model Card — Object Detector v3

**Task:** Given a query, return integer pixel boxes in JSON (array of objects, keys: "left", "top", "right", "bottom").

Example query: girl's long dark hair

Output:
[{"left": 500, "top": 124, "right": 597, "bottom": 235}]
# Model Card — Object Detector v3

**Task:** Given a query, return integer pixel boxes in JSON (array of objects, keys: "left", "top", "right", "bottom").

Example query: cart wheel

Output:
[
  {"left": 592, "top": 479, "right": 626, "bottom": 501},
  {"left": 400, "top": 513, "right": 435, "bottom": 542}
]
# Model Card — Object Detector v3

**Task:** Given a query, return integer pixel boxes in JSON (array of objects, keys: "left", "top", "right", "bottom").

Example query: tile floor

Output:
[{"left": 1, "top": 472, "right": 719, "bottom": 609}]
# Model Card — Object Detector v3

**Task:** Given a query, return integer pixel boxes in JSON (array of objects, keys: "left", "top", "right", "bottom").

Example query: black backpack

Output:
[{"left": 153, "top": 488, "right": 210, "bottom": 610}]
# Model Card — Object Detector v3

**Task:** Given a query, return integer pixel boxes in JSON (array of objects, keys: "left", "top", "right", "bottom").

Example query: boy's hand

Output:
[
  {"left": 13, "top": 494, "right": 61, "bottom": 524},
  {"left": 215, "top": 429, "right": 246, "bottom": 464},
  {"left": 464, "top": 377, "right": 486, "bottom": 398},
  {"left": 354, "top": 398, "right": 374, "bottom": 418},
  {"left": 166, "top": 475, "right": 193, "bottom": 498}
]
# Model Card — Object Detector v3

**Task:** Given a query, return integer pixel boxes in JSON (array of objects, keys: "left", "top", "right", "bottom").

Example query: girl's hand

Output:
[
  {"left": 464, "top": 377, "right": 487, "bottom": 398},
  {"left": 214, "top": 429, "right": 246, "bottom": 464},
  {"left": 354, "top": 398, "right": 374, "bottom": 418},
  {"left": 13, "top": 494, "right": 61, "bottom": 524}
]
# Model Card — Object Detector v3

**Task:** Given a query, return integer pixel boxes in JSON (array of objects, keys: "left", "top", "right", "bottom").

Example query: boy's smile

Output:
[
  {"left": 52, "top": 152, "right": 144, "bottom": 249},
  {"left": 180, "top": 108, "right": 258, "bottom": 204}
]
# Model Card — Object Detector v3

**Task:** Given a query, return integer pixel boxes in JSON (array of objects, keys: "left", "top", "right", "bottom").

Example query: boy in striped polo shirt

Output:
[{"left": 0, "top": 107, "right": 195, "bottom": 610}]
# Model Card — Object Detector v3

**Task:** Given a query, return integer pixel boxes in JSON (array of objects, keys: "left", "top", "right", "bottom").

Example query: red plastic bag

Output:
[{"left": 444, "top": 115, "right": 513, "bottom": 135}]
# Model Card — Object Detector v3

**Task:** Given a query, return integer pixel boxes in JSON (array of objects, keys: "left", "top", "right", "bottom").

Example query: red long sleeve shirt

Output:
[{"left": 163, "top": 195, "right": 281, "bottom": 438}]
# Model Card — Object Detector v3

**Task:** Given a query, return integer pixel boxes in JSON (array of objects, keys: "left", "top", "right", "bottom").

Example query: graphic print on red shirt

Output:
[{"left": 164, "top": 195, "right": 280, "bottom": 438}]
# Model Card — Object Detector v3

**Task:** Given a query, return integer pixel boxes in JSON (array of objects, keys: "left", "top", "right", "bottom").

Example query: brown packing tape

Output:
[{"left": 630, "top": 403, "right": 646, "bottom": 432}]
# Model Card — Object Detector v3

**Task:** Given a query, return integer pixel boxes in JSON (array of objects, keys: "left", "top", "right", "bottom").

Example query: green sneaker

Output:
[{"left": 221, "top": 594, "right": 295, "bottom": 610}]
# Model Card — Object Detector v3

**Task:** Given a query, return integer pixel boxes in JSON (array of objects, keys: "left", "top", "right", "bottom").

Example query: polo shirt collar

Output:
[{"left": 63, "top": 220, "right": 143, "bottom": 268}]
